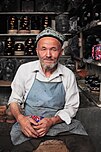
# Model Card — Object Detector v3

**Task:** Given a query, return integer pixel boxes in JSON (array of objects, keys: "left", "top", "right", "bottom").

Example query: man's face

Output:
[{"left": 36, "top": 37, "right": 63, "bottom": 71}]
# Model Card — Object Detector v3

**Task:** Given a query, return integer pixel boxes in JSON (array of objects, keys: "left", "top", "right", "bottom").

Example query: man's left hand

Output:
[{"left": 33, "top": 118, "right": 53, "bottom": 137}]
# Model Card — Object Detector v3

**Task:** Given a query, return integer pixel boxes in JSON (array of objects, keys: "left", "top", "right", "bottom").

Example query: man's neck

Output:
[{"left": 42, "top": 66, "right": 57, "bottom": 78}]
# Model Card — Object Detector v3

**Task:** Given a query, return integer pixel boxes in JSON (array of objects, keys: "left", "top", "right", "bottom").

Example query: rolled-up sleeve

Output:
[{"left": 55, "top": 69, "right": 79, "bottom": 124}]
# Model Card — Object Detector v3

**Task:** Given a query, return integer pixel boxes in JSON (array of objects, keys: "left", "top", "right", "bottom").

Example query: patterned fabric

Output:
[{"left": 35, "top": 27, "right": 65, "bottom": 45}]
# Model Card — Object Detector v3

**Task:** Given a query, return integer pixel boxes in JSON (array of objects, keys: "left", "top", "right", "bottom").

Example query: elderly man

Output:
[{"left": 7, "top": 27, "right": 95, "bottom": 152}]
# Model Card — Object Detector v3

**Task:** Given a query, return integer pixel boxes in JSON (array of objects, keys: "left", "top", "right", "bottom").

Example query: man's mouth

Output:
[{"left": 43, "top": 59, "right": 54, "bottom": 62}]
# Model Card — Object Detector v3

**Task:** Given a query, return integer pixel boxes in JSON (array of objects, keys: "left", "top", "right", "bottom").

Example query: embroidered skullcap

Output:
[{"left": 35, "top": 27, "right": 65, "bottom": 45}]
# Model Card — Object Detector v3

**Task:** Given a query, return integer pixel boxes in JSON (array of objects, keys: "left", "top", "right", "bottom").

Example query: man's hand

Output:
[
  {"left": 17, "top": 114, "right": 39, "bottom": 138},
  {"left": 33, "top": 117, "right": 53, "bottom": 137}
]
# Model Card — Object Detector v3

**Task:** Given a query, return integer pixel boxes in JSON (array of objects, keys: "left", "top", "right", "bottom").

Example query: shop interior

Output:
[{"left": 0, "top": 0, "right": 101, "bottom": 152}]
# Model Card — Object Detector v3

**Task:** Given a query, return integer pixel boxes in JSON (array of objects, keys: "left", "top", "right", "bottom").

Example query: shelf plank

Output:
[
  {"left": 0, "top": 81, "right": 11, "bottom": 87},
  {"left": 0, "top": 12, "right": 69, "bottom": 15},
  {"left": 0, "top": 55, "right": 70, "bottom": 59},
  {"left": 0, "top": 33, "right": 71, "bottom": 37},
  {"left": 78, "top": 80, "right": 101, "bottom": 107},
  {"left": 0, "top": 55, "right": 38, "bottom": 59},
  {"left": 0, "top": 33, "right": 37, "bottom": 36},
  {"left": 83, "top": 58, "right": 101, "bottom": 67},
  {"left": 89, "top": 61, "right": 101, "bottom": 66}
]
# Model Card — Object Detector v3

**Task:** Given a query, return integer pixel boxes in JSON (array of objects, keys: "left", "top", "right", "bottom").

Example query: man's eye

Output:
[
  {"left": 41, "top": 48, "right": 46, "bottom": 51},
  {"left": 51, "top": 48, "right": 57, "bottom": 51}
]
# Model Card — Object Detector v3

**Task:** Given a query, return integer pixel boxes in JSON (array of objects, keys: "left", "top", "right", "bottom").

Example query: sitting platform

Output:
[{"left": 34, "top": 140, "right": 69, "bottom": 152}]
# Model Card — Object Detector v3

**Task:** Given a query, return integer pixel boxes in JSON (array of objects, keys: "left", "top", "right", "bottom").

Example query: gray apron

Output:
[{"left": 10, "top": 79, "right": 87, "bottom": 145}]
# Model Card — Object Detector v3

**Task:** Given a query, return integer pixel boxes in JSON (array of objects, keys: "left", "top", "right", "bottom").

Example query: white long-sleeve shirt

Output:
[{"left": 8, "top": 60, "right": 80, "bottom": 125}]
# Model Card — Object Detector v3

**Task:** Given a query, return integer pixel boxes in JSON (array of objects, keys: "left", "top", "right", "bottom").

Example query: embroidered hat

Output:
[{"left": 35, "top": 27, "right": 65, "bottom": 45}]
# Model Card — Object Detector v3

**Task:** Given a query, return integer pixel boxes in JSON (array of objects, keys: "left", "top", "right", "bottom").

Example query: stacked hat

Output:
[{"left": 35, "top": 27, "right": 65, "bottom": 45}]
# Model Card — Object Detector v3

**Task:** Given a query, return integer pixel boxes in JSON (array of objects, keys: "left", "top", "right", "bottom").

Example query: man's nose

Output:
[{"left": 46, "top": 50, "right": 51, "bottom": 57}]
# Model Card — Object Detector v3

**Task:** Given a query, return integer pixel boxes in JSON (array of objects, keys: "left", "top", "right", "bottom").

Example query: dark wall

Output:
[
  {"left": 0, "top": 0, "right": 20, "bottom": 12},
  {"left": 0, "top": 0, "right": 84, "bottom": 14},
  {"left": 0, "top": 0, "right": 68, "bottom": 12}
]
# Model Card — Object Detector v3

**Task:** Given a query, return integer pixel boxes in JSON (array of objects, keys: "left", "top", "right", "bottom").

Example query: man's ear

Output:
[
  {"left": 60, "top": 48, "right": 64, "bottom": 56},
  {"left": 36, "top": 47, "right": 38, "bottom": 54}
]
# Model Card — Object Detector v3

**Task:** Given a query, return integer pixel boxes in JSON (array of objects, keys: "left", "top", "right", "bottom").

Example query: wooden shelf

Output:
[
  {"left": 78, "top": 80, "right": 101, "bottom": 107},
  {"left": 0, "top": 55, "right": 69, "bottom": 59},
  {"left": 0, "top": 33, "right": 71, "bottom": 37},
  {"left": 89, "top": 61, "right": 101, "bottom": 66},
  {"left": 0, "top": 55, "right": 38, "bottom": 59},
  {"left": 0, "top": 12, "right": 69, "bottom": 15},
  {"left": 0, "top": 33, "right": 37, "bottom": 36},
  {"left": 0, "top": 80, "right": 11, "bottom": 87},
  {"left": 83, "top": 58, "right": 101, "bottom": 67}
]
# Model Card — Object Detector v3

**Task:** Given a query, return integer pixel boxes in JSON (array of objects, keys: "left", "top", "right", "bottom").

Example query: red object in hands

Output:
[{"left": 31, "top": 115, "right": 44, "bottom": 122}]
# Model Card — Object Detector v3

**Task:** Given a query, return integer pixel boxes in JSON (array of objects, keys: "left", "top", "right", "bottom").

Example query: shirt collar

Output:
[{"left": 32, "top": 60, "right": 40, "bottom": 72}]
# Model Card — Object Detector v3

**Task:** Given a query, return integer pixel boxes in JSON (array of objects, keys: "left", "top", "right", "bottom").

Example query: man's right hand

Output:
[{"left": 17, "top": 114, "right": 39, "bottom": 138}]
